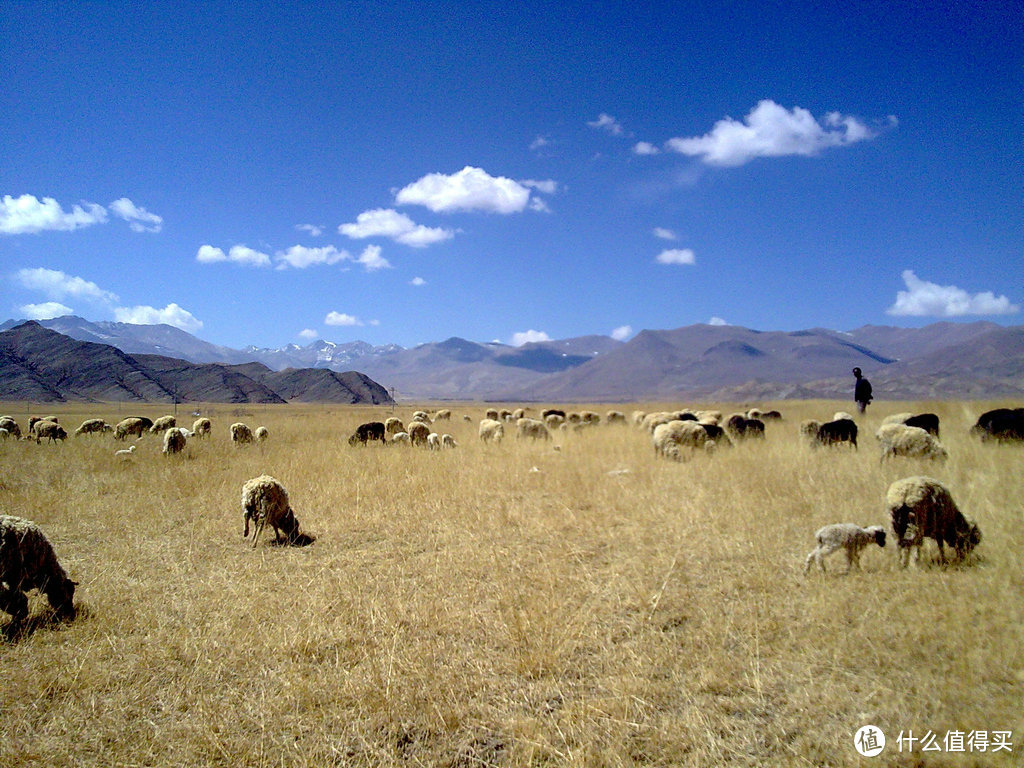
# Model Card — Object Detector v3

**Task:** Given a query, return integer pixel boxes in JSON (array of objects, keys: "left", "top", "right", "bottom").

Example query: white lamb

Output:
[
  {"left": 478, "top": 419, "right": 504, "bottom": 443},
  {"left": 804, "top": 523, "right": 887, "bottom": 573}
]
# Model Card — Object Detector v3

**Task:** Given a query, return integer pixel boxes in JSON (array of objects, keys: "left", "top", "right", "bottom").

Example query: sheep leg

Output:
[
  {"left": 251, "top": 518, "right": 265, "bottom": 548},
  {"left": 0, "top": 585, "right": 28, "bottom": 622}
]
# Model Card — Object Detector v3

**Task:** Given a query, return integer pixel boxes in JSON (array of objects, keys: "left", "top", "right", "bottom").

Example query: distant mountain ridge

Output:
[
  {"left": 2, "top": 315, "right": 1023, "bottom": 401},
  {"left": 0, "top": 322, "right": 393, "bottom": 404}
]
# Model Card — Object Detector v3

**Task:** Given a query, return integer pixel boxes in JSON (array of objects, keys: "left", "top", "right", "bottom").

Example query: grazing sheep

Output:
[
  {"left": 74, "top": 418, "right": 108, "bottom": 437},
  {"left": 412, "top": 410, "right": 432, "bottom": 423},
  {"left": 605, "top": 410, "right": 627, "bottom": 425},
  {"left": 115, "top": 445, "right": 136, "bottom": 460},
  {"left": 815, "top": 418, "right": 858, "bottom": 449},
  {"left": 149, "top": 415, "right": 176, "bottom": 434},
  {"left": 544, "top": 413, "right": 565, "bottom": 429},
  {"left": 231, "top": 422, "right": 254, "bottom": 445},
  {"left": 114, "top": 417, "right": 147, "bottom": 441},
  {"left": 0, "top": 428, "right": 9, "bottom": 441},
  {"left": 516, "top": 417, "right": 551, "bottom": 440},
  {"left": 34, "top": 421, "right": 67, "bottom": 444},
  {"left": 348, "top": 421, "right": 385, "bottom": 446},
  {"left": 0, "top": 515, "right": 77, "bottom": 623},
  {"left": 799, "top": 419, "right": 821, "bottom": 442},
  {"left": 499, "top": 409, "right": 513, "bottom": 422},
  {"left": 478, "top": 418, "right": 505, "bottom": 443},
  {"left": 0, "top": 417, "right": 22, "bottom": 439},
  {"left": 882, "top": 412, "right": 940, "bottom": 437},
  {"left": 971, "top": 407, "right": 1024, "bottom": 442},
  {"left": 485, "top": 408, "right": 500, "bottom": 421},
  {"left": 726, "top": 414, "right": 765, "bottom": 440},
  {"left": 162, "top": 427, "right": 186, "bottom": 455},
  {"left": 407, "top": 421, "right": 431, "bottom": 447},
  {"left": 882, "top": 412, "right": 915, "bottom": 427},
  {"left": 698, "top": 423, "right": 733, "bottom": 447},
  {"left": 695, "top": 410, "right": 722, "bottom": 425},
  {"left": 580, "top": 411, "right": 601, "bottom": 425},
  {"left": 390, "top": 431, "right": 411, "bottom": 445},
  {"left": 28, "top": 416, "right": 58, "bottom": 434},
  {"left": 241, "top": 475, "right": 307, "bottom": 548},
  {"left": 877, "top": 424, "right": 948, "bottom": 462},
  {"left": 631, "top": 410, "right": 647, "bottom": 427},
  {"left": 641, "top": 412, "right": 673, "bottom": 433},
  {"left": 652, "top": 420, "right": 711, "bottom": 460},
  {"left": 761, "top": 410, "right": 782, "bottom": 421},
  {"left": 511, "top": 408, "right": 526, "bottom": 421},
  {"left": 804, "top": 523, "right": 886, "bottom": 573},
  {"left": 541, "top": 408, "right": 566, "bottom": 421},
  {"left": 832, "top": 411, "right": 855, "bottom": 422},
  {"left": 441, "top": 434, "right": 457, "bottom": 449},
  {"left": 384, "top": 417, "right": 405, "bottom": 436},
  {"left": 433, "top": 409, "right": 452, "bottom": 421},
  {"left": 887, "top": 476, "right": 981, "bottom": 567},
  {"left": 427, "top": 432, "right": 441, "bottom": 450},
  {"left": 192, "top": 418, "right": 212, "bottom": 439},
  {"left": 253, "top": 426, "right": 269, "bottom": 442}
]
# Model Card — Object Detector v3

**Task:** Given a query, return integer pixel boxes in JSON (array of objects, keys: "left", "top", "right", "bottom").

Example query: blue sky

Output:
[{"left": 2, "top": 1, "right": 1021, "bottom": 350}]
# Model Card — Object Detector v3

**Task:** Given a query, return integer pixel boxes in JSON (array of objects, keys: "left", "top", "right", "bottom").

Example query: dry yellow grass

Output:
[{"left": 1, "top": 400, "right": 1022, "bottom": 766}]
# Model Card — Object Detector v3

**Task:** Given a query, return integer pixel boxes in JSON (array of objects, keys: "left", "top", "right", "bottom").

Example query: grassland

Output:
[{"left": 1, "top": 400, "right": 1022, "bottom": 767}]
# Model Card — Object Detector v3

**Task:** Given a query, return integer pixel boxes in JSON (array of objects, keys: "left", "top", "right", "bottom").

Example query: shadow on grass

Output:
[{"left": 2, "top": 602, "right": 87, "bottom": 643}]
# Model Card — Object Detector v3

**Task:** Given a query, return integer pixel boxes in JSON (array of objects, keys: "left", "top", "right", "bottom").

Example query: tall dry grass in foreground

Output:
[{"left": 0, "top": 401, "right": 1022, "bottom": 767}]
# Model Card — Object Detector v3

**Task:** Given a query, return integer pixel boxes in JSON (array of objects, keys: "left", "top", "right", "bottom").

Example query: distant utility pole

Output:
[{"left": 390, "top": 387, "right": 397, "bottom": 412}]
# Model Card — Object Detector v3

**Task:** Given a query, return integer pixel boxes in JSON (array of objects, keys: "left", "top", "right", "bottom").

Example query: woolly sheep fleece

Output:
[{"left": 0, "top": 515, "right": 76, "bottom": 621}]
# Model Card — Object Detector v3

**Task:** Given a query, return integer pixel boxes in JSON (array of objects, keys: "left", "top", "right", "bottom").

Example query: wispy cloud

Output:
[
  {"left": 887, "top": 270, "right": 1019, "bottom": 317},
  {"left": 1, "top": 194, "right": 107, "bottom": 234},
  {"left": 196, "top": 244, "right": 272, "bottom": 267},
  {"left": 109, "top": 197, "right": 163, "bottom": 233},
  {"left": 396, "top": 166, "right": 532, "bottom": 214},
  {"left": 653, "top": 227, "right": 677, "bottom": 241},
  {"left": 633, "top": 141, "right": 660, "bottom": 155},
  {"left": 296, "top": 224, "right": 324, "bottom": 237},
  {"left": 339, "top": 208, "right": 454, "bottom": 247},
  {"left": 19, "top": 302, "right": 73, "bottom": 320},
  {"left": 655, "top": 248, "right": 696, "bottom": 265},
  {"left": 16, "top": 267, "right": 119, "bottom": 303},
  {"left": 665, "top": 100, "right": 876, "bottom": 166},
  {"left": 709, "top": 316, "right": 729, "bottom": 326},
  {"left": 410, "top": 276, "right": 427, "bottom": 286},
  {"left": 529, "top": 135, "right": 551, "bottom": 151},
  {"left": 587, "top": 113, "right": 624, "bottom": 136}
]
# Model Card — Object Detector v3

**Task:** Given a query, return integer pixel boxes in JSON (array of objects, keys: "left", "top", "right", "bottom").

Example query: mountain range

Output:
[{"left": 2, "top": 315, "right": 1023, "bottom": 402}]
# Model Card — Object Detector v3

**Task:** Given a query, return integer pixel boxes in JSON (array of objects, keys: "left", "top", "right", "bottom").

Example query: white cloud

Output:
[
  {"left": 520, "top": 179, "right": 558, "bottom": 195},
  {"left": 19, "top": 302, "right": 73, "bottom": 320},
  {"left": 665, "top": 100, "right": 875, "bottom": 166},
  {"left": 653, "top": 227, "right": 677, "bottom": 240},
  {"left": 298, "top": 328, "right": 318, "bottom": 340},
  {"left": 886, "top": 270, "right": 1019, "bottom": 317},
  {"left": 113, "top": 303, "right": 203, "bottom": 333},
  {"left": 16, "top": 267, "right": 119, "bottom": 303},
  {"left": 109, "top": 198, "right": 163, "bottom": 233},
  {"left": 395, "top": 166, "right": 531, "bottom": 214},
  {"left": 339, "top": 208, "right": 454, "bottom": 247},
  {"left": 275, "top": 244, "right": 347, "bottom": 269},
  {"left": 529, "top": 135, "right": 550, "bottom": 151},
  {"left": 195, "top": 244, "right": 271, "bottom": 267},
  {"left": 633, "top": 141, "right": 660, "bottom": 155},
  {"left": 528, "top": 197, "right": 552, "bottom": 213},
  {"left": 610, "top": 325, "right": 632, "bottom": 341},
  {"left": 410, "top": 276, "right": 427, "bottom": 286},
  {"left": 355, "top": 244, "right": 391, "bottom": 271},
  {"left": 709, "top": 316, "right": 729, "bottom": 326},
  {"left": 511, "top": 329, "right": 551, "bottom": 346},
  {"left": 296, "top": 224, "right": 324, "bottom": 237},
  {"left": 587, "top": 113, "right": 624, "bottom": 135},
  {"left": 325, "top": 311, "right": 362, "bottom": 327},
  {"left": 0, "top": 194, "right": 107, "bottom": 234},
  {"left": 656, "top": 248, "right": 696, "bottom": 265}
]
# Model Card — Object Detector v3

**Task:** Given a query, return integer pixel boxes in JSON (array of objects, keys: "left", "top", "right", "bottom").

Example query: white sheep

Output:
[
  {"left": 149, "top": 415, "right": 177, "bottom": 434},
  {"left": 804, "top": 523, "right": 886, "bottom": 573},
  {"left": 478, "top": 418, "right": 505, "bottom": 443},
  {"left": 390, "top": 431, "right": 411, "bottom": 445},
  {"left": 433, "top": 409, "right": 452, "bottom": 421},
  {"left": 516, "top": 417, "right": 550, "bottom": 440},
  {"left": 231, "top": 422, "right": 254, "bottom": 445},
  {"left": 241, "top": 475, "right": 307, "bottom": 548},
  {"left": 876, "top": 424, "right": 947, "bottom": 462},
  {"left": 114, "top": 417, "right": 147, "bottom": 441},
  {"left": 74, "top": 418, "right": 108, "bottom": 437},
  {"left": 0, "top": 417, "right": 21, "bottom": 439},
  {"left": 34, "top": 421, "right": 68, "bottom": 443},
  {"left": 254, "top": 426, "right": 269, "bottom": 442},
  {"left": 162, "top": 427, "right": 186, "bottom": 455},
  {"left": 384, "top": 417, "right": 405, "bottom": 436},
  {"left": 427, "top": 432, "right": 441, "bottom": 450},
  {"left": 652, "top": 420, "right": 709, "bottom": 460},
  {"left": 441, "top": 434, "right": 457, "bottom": 449},
  {"left": 115, "top": 445, "right": 136, "bottom": 460},
  {"left": 192, "top": 418, "right": 212, "bottom": 439},
  {"left": 0, "top": 514, "right": 77, "bottom": 623},
  {"left": 407, "top": 421, "right": 431, "bottom": 446},
  {"left": 605, "top": 410, "right": 627, "bottom": 425},
  {"left": 887, "top": 476, "right": 981, "bottom": 567},
  {"left": 544, "top": 413, "right": 565, "bottom": 429},
  {"left": 833, "top": 411, "right": 855, "bottom": 422}
]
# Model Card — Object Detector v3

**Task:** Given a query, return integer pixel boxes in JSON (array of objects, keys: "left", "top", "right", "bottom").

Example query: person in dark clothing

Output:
[{"left": 853, "top": 367, "right": 873, "bottom": 414}]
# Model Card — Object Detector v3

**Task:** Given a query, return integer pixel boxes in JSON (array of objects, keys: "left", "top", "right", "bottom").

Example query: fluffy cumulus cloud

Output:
[
  {"left": 275, "top": 245, "right": 347, "bottom": 269},
  {"left": 324, "top": 311, "right": 362, "bottom": 327},
  {"left": 511, "top": 329, "right": 551, "bottom": 346},
  {"left": 196, "top": 244, "right": 271, "bottom": 267},
  {"left": 109, "top": 198, "right": 163, "bottom": 233},
  {"left": 298, "top": 328, "right": 318, "bottom": 340},
  {"left": 410, "top": 276, "right": 427, "bottom": 286},
  {"left": 114, "top": 303, "right": 203, "bottom": 333},
  {"left": 19, "top": 302, "right": 74, "bottom": 320},
  {"left": 16, "top": 267, "right": 119, "bottom": 303},
  {"left": 665, "top": 100, "right": 875, "bottom": 166},
  {"left": 587, "top": 113, "right": 624, "bottom": 135},
  {"left": 0, "top": 194, "right": 108, "bottom": 234},
  {"left": 887, "top": 270, "right": 1019, "bottom": 317},
  {"left": 338, "top": 208, "right": 453, "bottom": 247},
  {"left": 709, "top": 316, "right": 729, "bottom": 326},
  {"left": 355, "top": 244, "right": 391, "bottom": 271},
  {"left": 653, "top": 227, "right": 677, "bottom": 241},
  {"left": 633, "top": 141, "right": 660, "bottom": 155},
  {"left": 655, "top": 248, "right": 696, "bottom": 265},
  {"left": 610, "top": 325, "right": 632, "bottom": 341},
  {"left": 396, "top": 166, "right": 532, "bottom": 214}
]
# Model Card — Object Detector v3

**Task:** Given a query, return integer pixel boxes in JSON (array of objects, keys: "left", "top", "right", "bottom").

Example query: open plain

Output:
[{"left": 1, "top": 400, "right": 1022, "bottom": 767}]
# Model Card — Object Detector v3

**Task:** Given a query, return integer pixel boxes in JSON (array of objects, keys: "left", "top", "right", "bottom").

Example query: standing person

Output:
[{"left": 853, "top": 367, "right": 873, "bottom": 414}]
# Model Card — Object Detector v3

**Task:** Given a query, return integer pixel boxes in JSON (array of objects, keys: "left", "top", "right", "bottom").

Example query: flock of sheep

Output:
[{"left": 0, "top": 402, "right": 1018, "bottom": 631}]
